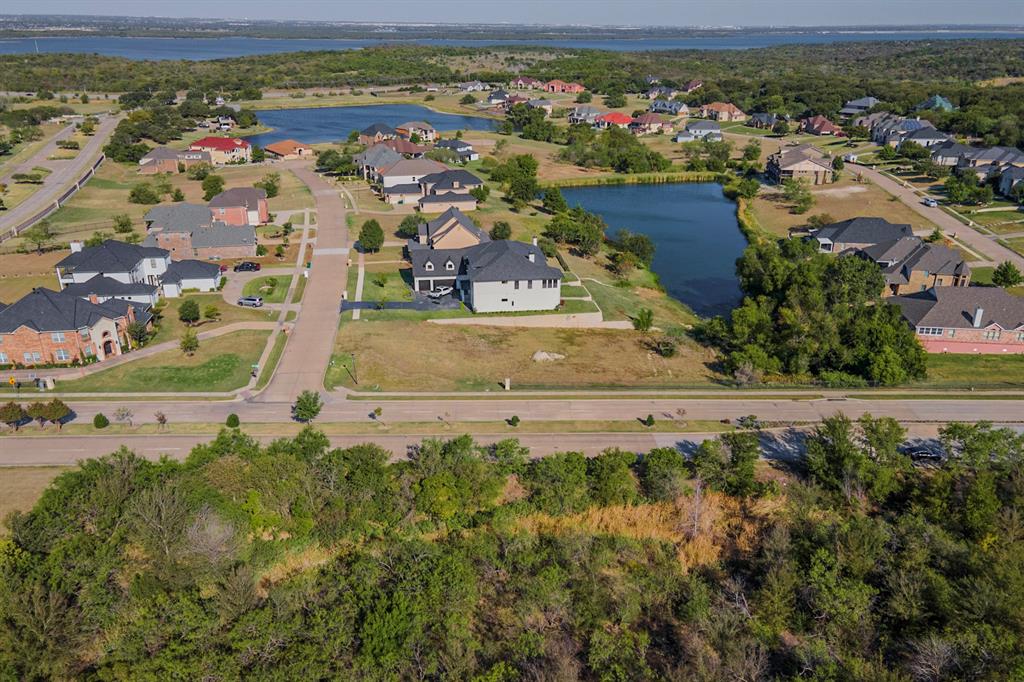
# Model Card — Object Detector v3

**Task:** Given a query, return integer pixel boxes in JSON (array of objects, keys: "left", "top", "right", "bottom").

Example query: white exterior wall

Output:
[
  {"left": 137, "top": 256, "right": 169, "bottom": 284},
  {"left": 247, "top": 209, "right": 260, "bottom": 224},
  {"left": 382, "top": 173, "right": 431, "bottom": 189},
  {"left": 468, "top": 279, "right": 561, "bottom": 313}
]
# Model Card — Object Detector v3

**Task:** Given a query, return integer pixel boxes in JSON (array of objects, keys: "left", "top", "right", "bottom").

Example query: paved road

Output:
[
  {"left": 256, "top": 167, "right": 348, "bottom": 401},
  {"left": 0, "top": 115, "right": 121, "bottom": 239},
  {"left": 849, "top": 163, "right": 1024, "bottom": 269}
]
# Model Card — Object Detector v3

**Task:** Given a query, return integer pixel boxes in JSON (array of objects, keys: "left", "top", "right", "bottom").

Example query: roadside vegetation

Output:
[{"left": 2, "top": 419, "right": 1023, "bottom": 679}]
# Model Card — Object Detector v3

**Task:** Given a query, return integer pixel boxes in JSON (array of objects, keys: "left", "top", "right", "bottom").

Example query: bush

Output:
[
  {"left": 643, "top": 414, "right": 655, "bottom": 427},
  {"left": 92, "top": 413, "right": 109, "bottom": 429},
  {"left": 128, "top": 183, "right": 160, "bottom": 204},
  {"left": 508, "top": 415, "right": 520, "bottom": 427},
  {"left": 226, "top": 413, "right": 240, "bottom": 428}
]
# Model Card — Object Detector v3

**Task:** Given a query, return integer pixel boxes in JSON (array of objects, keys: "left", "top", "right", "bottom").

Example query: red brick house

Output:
[
  {"left": 188, "top": 136, "right": 252, "bottom": 165},
  {"left": 510, "top": 76, "right": 544, "bottom": 89},
  {"left": 0, "top": 288, "right": 148, "bottom": 366},
  {"left": 699, "top": 102, "right": 747, "bottom": 122},
  {"left": 545, "top": 80, "right": 585, "bottom": 94},
  {"left": 208, "top": 187, "right": 269, "bottom": 226},
  {"left": 891, "top": 286, "right": 1024, "bottom": 354},
  {"left": 138, "top": 147, "right": 211, "bottom": 174},
  {"left": 801, "top": 115, "right": 844, "bottom": 136}
]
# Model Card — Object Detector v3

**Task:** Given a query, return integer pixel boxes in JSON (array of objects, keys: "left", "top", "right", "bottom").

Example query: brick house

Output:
[
  {"left": 891, "top": 286, "right": 1024, "bottom": 354},
  {"left": 396, "top": 121, "right": 438, "bottom": 143},
  {"left": 208, "top": 187, "right": 269, "bottom": 226},
  {"left": 801, "top": 115, "right": 843, "bottom": 136},
  {"left": 188, "top": 136, "right": 252, "bottom": 165},
  {"left": 545, "top": 80, "right": 585, "bottom": 94},
  {"left": 358, "top": 123, "right": 398, "bottom": 146},
  {"left": 0, "top": 288, "right": 150, "bottom": 366},
  {"left": 811, "top": 217, "right": 913, "bottom": 254},
  {"left": 510, "top": 76, "right": 544, "bottom": 89},
  {"left": 859, "top": 237, "right": 971, "bottom": 296},
  {"left": 699, "top": 102, "right": 747, "bottom": 122},
  {"left": 138, "top": 147, "right": 211, "bottom": 174},
  {"left": 766, "top": 144, "right": 835, "bottom": 185}
]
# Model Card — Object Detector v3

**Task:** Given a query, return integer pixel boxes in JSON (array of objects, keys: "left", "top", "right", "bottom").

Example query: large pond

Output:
[
  {"left": 245, "top": 104, "right": 498, "bottom": 146},
  {"left": 1, "top": 32, "right": 1020, "bottom": 59},
  {"left": 561, "top": 183, "right": 746, "bottom": 317}
]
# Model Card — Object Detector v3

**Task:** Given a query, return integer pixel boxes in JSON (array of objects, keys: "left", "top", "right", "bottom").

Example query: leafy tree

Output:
[
  {"left": 21, "top": 221, "right": 56, "bottom": 253},
  {"left": 128, "top": 183, "right": 161, "bottom": 204},
  {"left": 251, "top": 145, "right": 266, "bottom": 163},
  {"left": 614, "top": 229, "right": 655, "bottom": 266},
  {"left": 782, "top": 178, "right": 814, "bottom": 214},
  {"left": 0, "top": 401, "right": 26, "bottom": 431},
  {"left": 735, "top": 177, "right": 761, "bottom": 199},
  {"left": 226, "top": 413, "right": 240, "bottom": 428},
  {"left": 25, "top": 401, "right": 48, "bottom": 428},
  {"left": 201, "top": 174, "right": 225, "bottom": 201},
  {"left": 113, "top": 214, "right": 134, "bottom": 234},
  {"left": 397, "top": 215, "right": 420, "bottom": 238},
  {"left": 489, "top": 221, "right": 512, "bottom": 240},
  {"left": 603, "top": 91, "right": 626, "bottom": 108},
  {"left": 772, "top": 120, "right": 790, "bottom": 136},
  {"left": 992, "top": 260, "right": 1023, "bottom": 288},
  {"left": 44, "top": 399, "right": 70, "bottom": 430},
  {"left": 186, "top": 163, "right": 211, "bottom": 180},
  {"left": 587, "top": 448, "right": 639, "bottom": 506},
  {"left": 126, "top": 321, "right": 149, "bottom": 347},
  {"left": 293, "top": 390, "right": 323, "bottom": 422},
  {"left": 526, "top": 451, "right": 590, "bottom": 514},
  {"left": 542, "top": 187, "right": 568, "bottom": 214},
  {"left": 254, "top": 171, "right": 280, "bottom": 198},
  {"left": 203, "top": 304, "right": 220, "bottom": 321},
  {"left": 641, "top": 447, "right": 688, "bottom": 500},
  {"left": 92, "top": 413, "right": 109, "bottom": 429},
  {"left": 180, "top": 328, "right": 199, "bottom": 355},
  {"left": 178, "top": 298, "right": 200, "bottom": 326},
  {"left": 358, "top": 219, "right": 385, "bottom": 252},
  {"left": 575, "top": 91, "right": 592, "bottom": 103},
  {"left": 742, "top": 139, "right": 762, "bottom": 162},
  {"left": 459, "top": 94, "right": 476, "bottom": 105}
]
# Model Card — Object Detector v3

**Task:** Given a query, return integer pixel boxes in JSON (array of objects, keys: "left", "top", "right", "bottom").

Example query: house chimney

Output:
[
  {"left": 70, "top": 241, "right": 83, "bottom": 253},
  {"left": 88, "top": 294, "right": 99, "bottom": 305},
  {"left": 973, "top": 307, "right": 984, "bottom": 328},
  {"left": 532, "top": 237, "right": 538, "bottom": 246}
]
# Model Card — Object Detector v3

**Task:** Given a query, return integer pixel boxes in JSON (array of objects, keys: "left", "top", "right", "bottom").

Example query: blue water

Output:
[
  {"left": 0, "top": 31, "right": 1019, "bottom": 59},
  {"left": 244, "top": 105, "right": 497, "bottom": 146},
  {"left": 561, "top": 183, "right": 746, "bottom": 317}
]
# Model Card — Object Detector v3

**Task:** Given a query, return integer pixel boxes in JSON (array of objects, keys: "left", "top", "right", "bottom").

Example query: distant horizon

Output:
[{"left": 0, "top": 0, "right": 1020, "bottom": 29}]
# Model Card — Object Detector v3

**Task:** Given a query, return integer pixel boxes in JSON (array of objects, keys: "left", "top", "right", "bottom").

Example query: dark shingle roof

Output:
[
  {"left": 145, "top": 203, "right": 213, "bottom": 230},
  {"left": 421, "top": 207, "right": 488, "bottom": 242},
  {"left": 463, "top": 240, "right": 562, "bottom": 283},
  {"left": 361, "top": 122, "right": 397, "bottom": 136},
  {"left": 0, "top": 288, "right": 131, "bottom": 333},
  {"left": 814, "top": 218, "right": 913, "bottom": 246},
  {"left": 355, "top": 144, "right": 402, "bottom": 169},
  {"left": 419, "top": 192, "right": 477, "bottom": 206},
  {"left": 62, "top": 275, "right": 158, "bottom": 298},
  {"left": 208, "top": 187, "right": 266, "bottom": 209},
  {"left": 162, "top": 260, "right": 221, "bottom": 284},
  {"left": 891, "top": 287, "right": 1024, "bottom": 329},
  {"left": 419, "top": 169, "right": 483, "bottom": 191},
  {"left": 903, "top": 127, "right": 950, "bottom": 143},
  {"left": 56, "top": 240, "right": 167, "bottom": 274},
  {"left": 383, "top": 183, "right": 422, "bottom": 195}
]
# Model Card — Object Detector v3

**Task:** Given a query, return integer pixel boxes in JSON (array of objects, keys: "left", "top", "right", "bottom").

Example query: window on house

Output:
[
  {"left": 84, "top": 346, "right": 94, "bottom": 356},
  {"left": 55, "top": 349, "right": 70, "bottom": 362},
  {"left": 528, "top": 280, "right": 533, "bottom": 289},
  {"left": 424, "top": 262, "right": 434, "bottom": 271},
  {"left": 514, "top": 281, "right": 520, "bottom": 290},
  {"left": 51, "top": 332, "right": 65, "bottom": 343},
  {"left": 917, "top": 327, "right": 944, "bottom": 336},
  {"left": 983, "top": 330, "right": 1001, "bottom": 340},
  {"left": 445, "top": 261, "right": 455, "bottom": 271},
  {"left": 0, "top": 352, "right": 7, "bottom": 364}
]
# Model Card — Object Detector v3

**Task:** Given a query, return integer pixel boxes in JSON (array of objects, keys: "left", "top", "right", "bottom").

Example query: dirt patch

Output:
[{"left": 813, "top": 185, "right": 868, "bottom": 198}]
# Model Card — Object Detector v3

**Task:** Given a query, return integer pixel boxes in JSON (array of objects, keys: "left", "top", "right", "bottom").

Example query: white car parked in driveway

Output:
[{"left": 428, "top": 286, "right": 454, "bottom": 299}]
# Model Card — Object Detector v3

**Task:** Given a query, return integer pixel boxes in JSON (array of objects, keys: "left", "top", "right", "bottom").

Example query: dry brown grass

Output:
[
  {"left": 333, "top": 320, "right": 720, "bottom": 391},
  {"left": 750, "top": 175, "right": 939, "bottom": 238},
  {"left": 0, "top": 467, "right": 69, "bottom": 526}
]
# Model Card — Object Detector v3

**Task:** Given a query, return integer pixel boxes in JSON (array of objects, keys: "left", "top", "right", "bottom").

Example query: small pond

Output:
[
  {"left": 560, "top": 183, "right": 746, "bottom": 317},
  {"left": 246, "top": 104, "right": 498, "bottom": 146}
]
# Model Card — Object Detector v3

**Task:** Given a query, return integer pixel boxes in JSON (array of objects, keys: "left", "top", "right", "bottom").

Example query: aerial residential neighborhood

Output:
[{"left": 1, "top": 5, "right": 1024, "bottom": 679}]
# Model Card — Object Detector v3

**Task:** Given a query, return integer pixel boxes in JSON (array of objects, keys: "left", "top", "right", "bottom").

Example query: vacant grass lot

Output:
[
  {"left": 242, "top": 275, "right": 293, "bottom": 303},
  {"left": 0, "top": 467, "right": 71, "bottom": 527},
  {"left": 969, "top": 268, "right": 1024, "bottom": 297},
  {"left": 361, "top": 266, "right": 414, "bottom": 303},
  {"left": 328, "top": 320, "right": 720, "bottom": 391},
  {"left": 749, "top": 175, "right": 939, "bottom": 238},
  {"left": 149, "top": 294, "right": 277, "bottom": 345},
  {"left": 57, "top": 330, "right": 270, "bottom": 393},
  {"left": 919, "top": 353, "right": 1024, "bottom": 389},
  {"left": 1003, "top": 237, "right": 1024, "bottom": 258}
]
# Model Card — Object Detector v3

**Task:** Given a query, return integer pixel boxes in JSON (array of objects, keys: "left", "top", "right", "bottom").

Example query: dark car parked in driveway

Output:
[{"left": 233, "top": 261, "right": 261, "bottom": 272}]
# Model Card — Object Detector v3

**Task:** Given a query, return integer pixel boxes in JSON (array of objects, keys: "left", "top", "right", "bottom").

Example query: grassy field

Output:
[
  {"left": 0, "top": 467, "right": 71, "bottom": 526},
  {"left": 968, "top": 210, "right": 1024, "bottom": 229},
  {"left": 55, "top": 330, "right": 270, "bottom": 393},
  {"left": 148, "top": 293, "right": 277, "bottom": 345},
  {"left": 969, "top": 267, "right": 1024, "bottom": 296},
  {"left": 255, "top": 331, "right": 288, "bottom": 390},
  {"left": 749, "top": 175, "right": 939, "bottom": 238},
  {"left": 919, "top": 353, "right": 1024, "bottom": 389},
  {"left": 242, "top": 275, "right": 293, "bottom": 303},
  {"left": 327, "top": 320, "right": 720, "bottom": 391},
  {"left": 360, "top": 265, "right": 414, "bottom": 302},
  {"left": 1003, "top": 237, "right": 1024, "bottom": 258}
]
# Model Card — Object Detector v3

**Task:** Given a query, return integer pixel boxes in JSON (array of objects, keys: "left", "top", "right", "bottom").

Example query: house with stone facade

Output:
[{"left": 209, "top": 188, "right": 269, "bottom": 226}]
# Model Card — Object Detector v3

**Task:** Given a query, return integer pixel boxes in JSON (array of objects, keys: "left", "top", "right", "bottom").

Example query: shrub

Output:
[
  {"left": 508, "top": 415, "right": 520, "bottom": 427},
  {"left": 128, "top": 183, "right": 160, "bottom": 204},
  {"left": 643, "top": 414, "right": 655, "bottom": 427},
  {"left": 93, "top": 413, "right": 109, "bottom": 429},
  {"left": 226, "top": 413, "right": 240, "bottom": 428}
]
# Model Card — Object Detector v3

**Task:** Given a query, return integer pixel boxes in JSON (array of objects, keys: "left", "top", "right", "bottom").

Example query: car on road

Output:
[
  {"left": 233, "top": 261, "right": 261, "bottom": 272},
  {"left": 922, "top": 197, "right": 939, "bottom": 208},
  {"left": 428, "top": 286, "right": 454, "bottom": 300},
  {"left": 237, "top": 296, "right": 263, "bottom": 307}
]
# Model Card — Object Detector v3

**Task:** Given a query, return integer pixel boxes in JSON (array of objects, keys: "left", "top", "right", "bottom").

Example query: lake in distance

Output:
[
  {"left": 561, "top": 183, "right": 746, "bottom": 317},
  {"left": 245, "top": 105, "right": 498, "bottom": 146},
  {"left": 0, "top": 32, "right": 1020, "bottom": 59}
]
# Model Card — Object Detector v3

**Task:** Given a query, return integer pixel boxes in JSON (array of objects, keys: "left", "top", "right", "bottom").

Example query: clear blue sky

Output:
[{"left": 2, "top": 0, "right": 1020, "bottom": 27}]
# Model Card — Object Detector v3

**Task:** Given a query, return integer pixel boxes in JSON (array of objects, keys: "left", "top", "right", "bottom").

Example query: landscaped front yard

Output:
[
  {"left": 148, "top": 293, "right": 277, "bottom": 345},
  {"left": 54, "top": 329, "right": 271, "bottom": 393},
  {"left": 327, "top": 320, "right": 720, "bottom": 391},
  {"left": 242, "top": 275, "right": 293, "bottom": 303}
]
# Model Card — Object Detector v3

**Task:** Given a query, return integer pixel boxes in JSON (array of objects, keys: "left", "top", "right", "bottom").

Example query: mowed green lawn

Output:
[
  {"left": 920, "top": 353, "right": 1024, "bottom": 389},
  {"left": 242, "top": 275, "right": 293, "bottom": 303},
  {"left": 55, "top": 330, "right": 270, "bottom": 393}
]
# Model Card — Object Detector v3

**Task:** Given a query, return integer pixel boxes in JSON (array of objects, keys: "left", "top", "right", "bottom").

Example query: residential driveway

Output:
[
  {"left": 341, "top": 293, "right": 461, "bottom": 311},
  {"left": 849, "top": 163, "right": 1024, "bottom": 269},
  {"left": 0, "top": 114, "right": 121, "bottom": 239},
  {"left": 255, "top": 167, "right": 347, "bottom": 402}
]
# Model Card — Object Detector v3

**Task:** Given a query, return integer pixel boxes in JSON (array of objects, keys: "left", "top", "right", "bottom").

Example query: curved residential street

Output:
[{"left": 0, "top": 114, "right": 121, "bottom": 238}]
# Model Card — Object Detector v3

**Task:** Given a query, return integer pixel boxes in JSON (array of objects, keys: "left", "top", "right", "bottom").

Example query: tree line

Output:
[{"left": 1, "top": 419, "right": 1022, "bottom": 679}]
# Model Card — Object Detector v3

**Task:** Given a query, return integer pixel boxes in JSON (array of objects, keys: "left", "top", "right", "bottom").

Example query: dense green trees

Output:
[
  {"left": 560, "top": 125, "right": 671, "bottom": 173},
  {"left": 700, "top": 237, "right": 926, "bottom": 385},
  {"left": 2, "top": 423, "right": 1022, "bottom": 678},
  {"left": 358, "top": 219, "right": 385, "bottom": 252}
]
